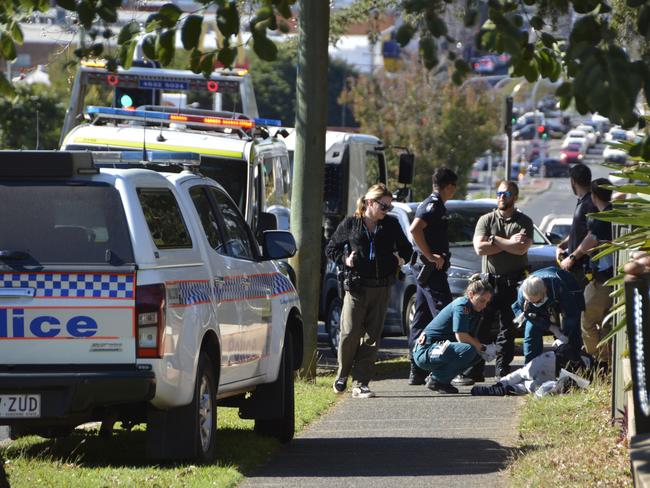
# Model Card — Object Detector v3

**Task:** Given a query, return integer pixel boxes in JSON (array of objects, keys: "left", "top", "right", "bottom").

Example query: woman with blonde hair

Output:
[{"left": 326, "top": 183, "right": 412, "bottom": 398}]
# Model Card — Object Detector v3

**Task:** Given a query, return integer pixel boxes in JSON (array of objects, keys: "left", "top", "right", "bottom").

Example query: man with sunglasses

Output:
[
  {"left": 462, "top": 180, "right": 534, "bottom": 383},
  {"left": 512, "top": 268, "right": 585, "bottom": 364},
  {"left": 407, "top": 167, "right": 458, "bottom": 386}
]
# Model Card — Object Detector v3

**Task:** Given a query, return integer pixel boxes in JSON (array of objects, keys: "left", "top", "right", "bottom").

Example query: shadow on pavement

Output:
[{"left": 246, "top": 436, "right": 515, "bottom": 478}]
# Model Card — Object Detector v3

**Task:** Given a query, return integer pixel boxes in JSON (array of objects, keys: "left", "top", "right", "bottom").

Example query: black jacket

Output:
[{"left": 325, "top": 215, "right": 413, "bottom": 280}]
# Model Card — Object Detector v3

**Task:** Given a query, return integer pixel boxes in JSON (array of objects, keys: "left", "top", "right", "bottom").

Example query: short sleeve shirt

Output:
[
  {"left": 422, "top": 296, "right": 480, "bottom": 342},
  {"left": 473, "top": 209, "right": 535, "bottom": 275},
  {"left": 568, "top": 192, "right": 598, "bottom": 261},
  {"left": 414, "top": 193, "right": 449, "bottom": 255}
]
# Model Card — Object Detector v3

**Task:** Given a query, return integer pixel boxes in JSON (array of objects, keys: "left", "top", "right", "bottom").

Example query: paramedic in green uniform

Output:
[{"left": 412, "top": 277, "right": 495, "bottom": 394}]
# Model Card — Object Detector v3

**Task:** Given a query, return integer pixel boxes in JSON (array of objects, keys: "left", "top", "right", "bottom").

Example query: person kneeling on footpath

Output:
[
  {"left": 412, "top": 276, "right": 497, "bottom": 394},
  {"left": 470, "top": 343, "right": 593, "bottom": 397}
]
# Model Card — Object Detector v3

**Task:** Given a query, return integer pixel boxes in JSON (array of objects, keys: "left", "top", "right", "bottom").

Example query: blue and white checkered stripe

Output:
[
  {"left": 173, "top": 273, "right": 295, "bottom": 306},
  {"left": 0, "top": 272, "right": 134, "bottom": 299}
]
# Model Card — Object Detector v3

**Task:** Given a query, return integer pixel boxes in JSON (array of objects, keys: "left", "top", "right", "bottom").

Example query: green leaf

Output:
[
  {"left": 572, "top": 0, "right": 602, "bottom": 14},
  {"left": 464, "top": 9, "right": 478, "bottom": 27},
  {"left": 200, "top": 52, "right": 215, "bottom": 77},
  {"left": 9, "top": 22, "right": 24, "bottom": 45},
  {"left": 530, "top": 15, "right": 544, "bottom": 30},
  {"left": 97, "top": 4, "right": 117, "bottom": 23},
  {"left": 217, "top": 45, "right": 237, "bottom": 67},
  {"left": 77, "top": 0, "right": 95, "bottom": 30},
  {"left": 0, "top": 73, "right": 14, "bottom": 97},
  {"left": 55, "top": 0, "right": 76, "bottom": 11},
  {"left": 181, "top": 14, "right": 202, "bottom": 50},
  {"left": 396, "top": 23, "right": 415, "bottom": 46},
  {"left": 102, "top": 0, "right": 121, "bottom": 7},
  {"left": 158, "top": 3, "right": 182, "bottom": 28},
  {"left": 419, "top": 36, "right": 438, "bottom": 70},
  {"left": 570, "top": 15, "right": 602, "bottom": 44},
  {"left": 217, "top": 1, "right": 240, "bottom": 37},
  {"left": 252, "top": 32, "right": 278, "bottom": 61},
  {"left": 156, "top": 29, "right": 176, "bottom": 66},
  {"left": 189, "top": 48, "right": 202, "bottom": 73},
  {"left": 119, "top": 39, "right": 137, "bottom": 69},
  {"left": 627, "top": 0, "right": 645, "bottom": 8},
  {"left": 141, "top": 34, "right": 156, "bottom": 60},
  {"left": 117, "top": 20, "right": 140, "bottom": 45},
  {"left": 0, "top": 33, "right": 16, "bottom": 60},
  {"left": 425, "top": 12, "right": 447, "bottom": 37}
]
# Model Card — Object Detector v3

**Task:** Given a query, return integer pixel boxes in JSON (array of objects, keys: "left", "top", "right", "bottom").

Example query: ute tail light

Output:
[{"left": 135, "top": 284, "right": 166, "bottom": 358}]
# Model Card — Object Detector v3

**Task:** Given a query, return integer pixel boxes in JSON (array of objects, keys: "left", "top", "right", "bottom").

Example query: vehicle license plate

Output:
[{"left": 0, "top": 394, "right": 41, "bottom": 418}]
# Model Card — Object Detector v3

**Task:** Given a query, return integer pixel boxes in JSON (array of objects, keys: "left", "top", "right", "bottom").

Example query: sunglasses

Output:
[
  {"left": 373, "top": 199, "right": 393, "bottom": 212},
  {"left": 496, "top": 191, "right": 512, "bottom": 199}
]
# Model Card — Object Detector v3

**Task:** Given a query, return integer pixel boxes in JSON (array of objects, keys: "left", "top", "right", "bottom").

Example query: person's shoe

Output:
[
  {"left": 427, "top": 380, "right": 459, "bottom": 394},
  {"left": 495, "top": 365, "right": 511, "bottom": 381},
  {"left": 408, "top": 364, "right": 428, "bottom": 385},
  {"left": 333, "top": 377, "right": 347, "bottom": 394},
  {"left": 451, "top": 374, "right": 476, "bottom": 387},
  {"left": 352, "top": 385, "right": 375, "bottom": 398}
]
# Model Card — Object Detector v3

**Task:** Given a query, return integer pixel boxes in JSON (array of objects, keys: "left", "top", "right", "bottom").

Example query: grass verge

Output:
[
  {"left": 507, "top": 377, "right": 631, "bottom": 487},
  {"left": 1, "top": 374, "right": 337, "bottom": 488}
]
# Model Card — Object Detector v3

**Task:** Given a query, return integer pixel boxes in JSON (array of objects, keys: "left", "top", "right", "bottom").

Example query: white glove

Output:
[
  {"left": 514, "top": 312, "right": 525, "bottom": 328},
  {"left": 552, "top": 336, "right": 568, "bottom": 348},
  {"left": 480, "top": 343, "right": 498, "bottom": 363}
]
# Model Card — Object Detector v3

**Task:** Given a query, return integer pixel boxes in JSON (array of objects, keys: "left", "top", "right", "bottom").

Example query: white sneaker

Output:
[{"left": 351, "top": 385, "right": 375, "bottom": 398}]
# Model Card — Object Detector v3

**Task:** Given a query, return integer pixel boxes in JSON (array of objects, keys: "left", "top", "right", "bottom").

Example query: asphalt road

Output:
[{"left": 519, "top": 141, "right": 610, "bottom": 226}]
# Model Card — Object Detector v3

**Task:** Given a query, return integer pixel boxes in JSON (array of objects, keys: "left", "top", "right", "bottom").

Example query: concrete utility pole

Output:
[{"left": 290, "top": 0, "right": 330, "bottom": 377}]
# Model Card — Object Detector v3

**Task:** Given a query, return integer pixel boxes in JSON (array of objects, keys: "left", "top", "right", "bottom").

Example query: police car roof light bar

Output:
[
  {"left": 85, "top": 106, "right": 256, "bottom": 131},
  {"left": 91, "top": 150, "right": 201, "bottom": 168}
]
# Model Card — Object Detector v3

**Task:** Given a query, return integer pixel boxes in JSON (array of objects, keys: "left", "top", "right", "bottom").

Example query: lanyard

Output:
[{"left": 364, "top": 224, "right": 378, "bottom": 261}]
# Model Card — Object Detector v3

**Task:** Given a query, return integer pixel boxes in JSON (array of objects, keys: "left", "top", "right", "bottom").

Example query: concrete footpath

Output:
[{"left": 240, "top": 362, "right": 522, "bottom": 488}]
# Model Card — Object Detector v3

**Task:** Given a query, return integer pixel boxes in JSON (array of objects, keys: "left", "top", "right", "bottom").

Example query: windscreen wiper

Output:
[{"left": 0, "top": 250, "right": 29, "bottom": 260}]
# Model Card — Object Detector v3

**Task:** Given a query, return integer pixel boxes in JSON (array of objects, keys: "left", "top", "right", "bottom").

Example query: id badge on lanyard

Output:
[{"left": 365, "top": 226, "right": 377, "bottom": 261}]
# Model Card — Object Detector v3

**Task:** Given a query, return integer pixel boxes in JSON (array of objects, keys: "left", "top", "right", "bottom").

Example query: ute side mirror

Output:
[
  {"left": 262, "top": 230, "right": 297, "bottom": 260},
  {"left": 398, "top": 153, "right": 415, "bottom": 185}
]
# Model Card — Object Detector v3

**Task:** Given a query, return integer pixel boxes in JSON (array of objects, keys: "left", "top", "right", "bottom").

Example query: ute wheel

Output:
[
  {"left": 254, "top": 330, "right": 295, "bottom": 443},
  {"left": 403, "top": 292, "right": 417, "bottom": 337},
  {"left": 192, "top": 352, "right": 218, "bottom": 463},
  {"left": 325, "top": 297, "right": 343, "bottom": 355}
]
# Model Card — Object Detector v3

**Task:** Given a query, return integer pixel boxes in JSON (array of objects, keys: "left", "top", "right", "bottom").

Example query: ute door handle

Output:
[
  {"left": 214, "top": 276, "right": 225, "bottom": 286},
  {"left": 240, "top": 277, "right": 252, "bottom": 287}
]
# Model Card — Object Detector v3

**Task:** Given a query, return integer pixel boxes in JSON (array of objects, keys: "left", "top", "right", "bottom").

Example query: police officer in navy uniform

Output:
[{"left": 407, "top": 167, "right": 458, "bottom": 385}]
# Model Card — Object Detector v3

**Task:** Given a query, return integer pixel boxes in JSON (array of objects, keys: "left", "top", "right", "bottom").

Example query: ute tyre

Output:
[
  {"left": 193, "top": 352, "right": 217, "bottom": 463},
  {"left": 254, "top": 331, "right": 295, "bottom": 443},
  {"left": 326, "top": 297, "right": 343, "bottom": 355}
]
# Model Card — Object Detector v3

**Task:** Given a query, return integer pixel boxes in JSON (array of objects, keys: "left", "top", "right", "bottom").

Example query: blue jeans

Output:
[
  {"left": 523, "top": 320, "right": 547, "bottom": 364},
  {"left": 413, "top": 341, "right": 478, "bottom": 384}
]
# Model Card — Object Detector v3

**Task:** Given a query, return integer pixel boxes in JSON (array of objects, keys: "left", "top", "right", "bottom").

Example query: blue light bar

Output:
[
  {"left": 254, "top": 117, "right": 282, "bottom": 127},
  {"left": 86, "top": 105, "right": 170, "bottom": 121}
]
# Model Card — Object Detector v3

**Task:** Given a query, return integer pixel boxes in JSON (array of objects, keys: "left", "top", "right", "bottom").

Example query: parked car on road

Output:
[
  {"left": 528, "top": 157, "right": 571, "bottom": 178},
  {"left": 539, "top": 214, "right": 572, "bottom": 244}
]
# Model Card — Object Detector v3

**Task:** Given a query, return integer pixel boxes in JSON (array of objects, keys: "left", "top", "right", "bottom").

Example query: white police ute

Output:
[{"left": 0, "top": 151, "right": 303, "bottom": 462}]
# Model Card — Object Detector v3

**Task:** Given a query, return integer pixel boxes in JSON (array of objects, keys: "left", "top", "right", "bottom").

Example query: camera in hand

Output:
[{"left": 344, "top": 270, "right": 362, "bottom": 292}]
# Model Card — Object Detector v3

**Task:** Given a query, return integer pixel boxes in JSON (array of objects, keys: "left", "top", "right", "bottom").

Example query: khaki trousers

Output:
[
  {"left": 581, "top": 280, "right": 613, "bottom": 363},
  {"left": 337, "top": 285, "right": 390, "bottom": 386}
]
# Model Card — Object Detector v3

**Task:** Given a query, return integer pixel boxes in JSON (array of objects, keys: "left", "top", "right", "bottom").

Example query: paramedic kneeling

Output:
[
  {"left": 413, "top": 277, "right": 495, "bottom": 394},
  {"left": 513, "top": 267, "right": 585, "bottom": 364}
]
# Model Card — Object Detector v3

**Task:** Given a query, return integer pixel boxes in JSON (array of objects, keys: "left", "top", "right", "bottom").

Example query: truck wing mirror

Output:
[{"left": 398, "top": 153, "right": 415, "bottom": 185}]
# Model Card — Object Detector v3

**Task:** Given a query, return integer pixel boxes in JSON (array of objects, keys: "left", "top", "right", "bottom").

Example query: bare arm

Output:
[
  {"left": 493, "top": 233, "right": 532, "bottom": 256},
  {"left": 573, "top": 232, "right": 599, "bottom": 260},
  {"left": 455, "top": 331, "right": 483, "bottom": 352},
  {"left": 473, "top": 234, "right": 502, "bottom": 256}
]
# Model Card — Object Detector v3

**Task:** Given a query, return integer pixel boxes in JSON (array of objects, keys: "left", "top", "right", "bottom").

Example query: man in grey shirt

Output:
[{"left": 456, "top": 180, "right": 534, "bottom": 384}]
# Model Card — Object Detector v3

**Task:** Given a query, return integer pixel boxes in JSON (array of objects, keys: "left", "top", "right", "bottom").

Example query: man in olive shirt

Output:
[{"left": 463, "top": 180, "right": 534, "bottom": 382}]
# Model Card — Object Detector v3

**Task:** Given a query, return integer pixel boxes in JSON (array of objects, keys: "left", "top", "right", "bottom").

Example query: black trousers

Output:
[
  {"left": 466, "top": 278, "right": 519, "bottom": 376},
  {"left": 408, "top": 269, "right": 452, "bottom": 356}
]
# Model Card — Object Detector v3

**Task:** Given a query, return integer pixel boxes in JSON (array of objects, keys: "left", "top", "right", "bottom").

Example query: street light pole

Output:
[{"left": 505, "top": 96, "right": 513, "bottom": 181}]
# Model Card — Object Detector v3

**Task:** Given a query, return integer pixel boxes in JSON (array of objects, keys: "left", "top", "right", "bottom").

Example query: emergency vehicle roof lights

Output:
[
  {"left": 92, "top": 150, "right": 201, "bottom": 168},
  {"left": 85, "top": 106, "right": 256, "bottom": 130}
]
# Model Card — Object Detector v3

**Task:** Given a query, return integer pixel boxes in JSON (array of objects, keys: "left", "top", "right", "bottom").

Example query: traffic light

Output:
[{"left": 537, "top": 125, "right": 548, "bottom": 140}]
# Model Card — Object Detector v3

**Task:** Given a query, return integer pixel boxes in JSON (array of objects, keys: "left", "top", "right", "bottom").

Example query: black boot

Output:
[{"left": 408, "top": 360, "right": 427, "bottom": 385}]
